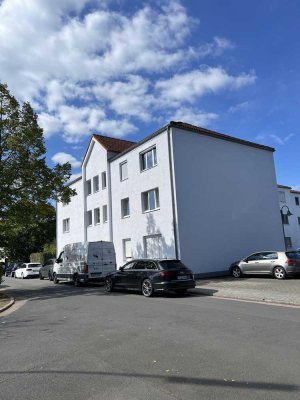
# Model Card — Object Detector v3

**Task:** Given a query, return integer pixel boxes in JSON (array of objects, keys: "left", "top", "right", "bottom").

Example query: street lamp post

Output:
[{"left": 280, "top": 205, "right": 293, "bottom": 250}]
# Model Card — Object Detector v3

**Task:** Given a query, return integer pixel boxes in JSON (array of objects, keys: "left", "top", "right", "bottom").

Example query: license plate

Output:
[{"left": 177, "top": 275, "right": 188, "bottom": 280}]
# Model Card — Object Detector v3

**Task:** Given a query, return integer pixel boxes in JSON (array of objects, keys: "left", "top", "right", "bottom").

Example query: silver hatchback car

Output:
[{"left": 230, "top": 251, "right": 300, "bottom": 279}]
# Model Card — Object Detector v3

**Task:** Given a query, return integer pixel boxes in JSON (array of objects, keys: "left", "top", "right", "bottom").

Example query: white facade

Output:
[
  {"left": 277, "top": 185, "right": 300, "bottom": 249},
  {"left": 57, "top": 122, "right": 285, "bottom": 276}
]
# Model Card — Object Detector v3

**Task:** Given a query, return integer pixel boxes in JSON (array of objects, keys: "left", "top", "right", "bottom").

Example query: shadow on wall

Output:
[{"left": 134, "top": 213, "right": 175, "bottom": 259}]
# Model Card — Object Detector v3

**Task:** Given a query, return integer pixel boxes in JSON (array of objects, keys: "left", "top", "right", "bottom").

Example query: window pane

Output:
[
  {"left": 148, "top": 190, "right": 156, "bottom": 210},
  {"left": 121, "top": 198, "right": 130, "bottom": 217},
  {"left": 94, "top": 208, "right": 100, "bottom": 224},
  {"left": 153, "top": 147, "right": 157, "bottom": 165},
  {"left": 103, "top": 205, "right": 108, "bottom": 222},
  {"left": 87, "top": 211, "right": 92, "bottom": 226},
  {"left": 146, "top": 151, "right": 153, "bottom": 169},
  {"left": 93, "top": 176, "right": 99, "bottom": 192},
  {"left": 87, "top": 180, "right": 91, "bottom": 195},
  {"left": 123, "top": 239, "right": 132, "bottom": 260},
  {"left": 120, "top": 162, "right": 128, "bottom": 180},
  {"left": 102, "top": 172, "right": 106, "bottom": 189}
]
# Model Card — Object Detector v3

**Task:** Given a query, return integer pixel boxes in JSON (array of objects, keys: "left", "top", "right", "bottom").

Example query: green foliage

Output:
[{"left": 0, "top": 82, "right": 76, "bottom": 261}]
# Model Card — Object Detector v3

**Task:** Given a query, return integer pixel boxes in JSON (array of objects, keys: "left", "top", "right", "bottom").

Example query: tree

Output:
[{"left": 0, "top": 83, "right": 75, "bottom": 261}]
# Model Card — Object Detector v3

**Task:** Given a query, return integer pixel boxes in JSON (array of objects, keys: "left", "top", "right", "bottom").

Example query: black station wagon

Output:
[{"left": 105, "top": 259, "right": 196, "bottom": 297}]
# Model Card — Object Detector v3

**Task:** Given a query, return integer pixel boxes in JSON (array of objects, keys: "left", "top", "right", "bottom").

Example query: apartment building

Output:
[
  {"left": 57, "top": 121, "right": 284, "bottom": 276},
  {"left": 277, "top": 185, "right": 300, "bottom": 249}
]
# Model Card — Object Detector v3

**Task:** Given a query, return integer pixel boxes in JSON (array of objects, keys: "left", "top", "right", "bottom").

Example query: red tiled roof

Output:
[
  {"left": 93, "top": 134, "right": 136, "bottom": 153},
  {"left": 291, "top": 190, "right": 300, "bottom": 195}
]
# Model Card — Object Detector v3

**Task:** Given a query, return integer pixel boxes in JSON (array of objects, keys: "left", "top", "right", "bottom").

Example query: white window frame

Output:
[
  {"left": 142, "top": 188, "right": 160, "bottom": 212},
  {"left": 103, "top": 205, "right": 108, "bottom": 223},
  {"left": 86, "top": 179, "right": 92, "bottom": 196},
  {"left": 87, "top": 210, "right": 92, "bottom": 227},
  {"left": 120, "top": 161, "right": 128, "bottom": 181},
  {"left": 101, "top": 171, "right": 107, "bottom": 189},
  {"left": 62, "top": 218, "right": 70, "bottom": 233},
  {"left": 123, "top": 238, "right": 132, "bottom": 262},
  {"left": 121, "top": 198, "right": 130, "bottom": 218},
  {"left": 94, "top": 207, "right": 100, "bottom": 225},
  {"left": 140, "top": 146, "right": 157, "bottom": 172},
  {"left": 93, "top": 176, "right": 99, "bottom": 193}
]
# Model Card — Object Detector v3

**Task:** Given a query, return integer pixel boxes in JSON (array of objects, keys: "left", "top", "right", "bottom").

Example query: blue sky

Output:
[{"left": 0, "top": 0, "right": 299, "bottom": 187}]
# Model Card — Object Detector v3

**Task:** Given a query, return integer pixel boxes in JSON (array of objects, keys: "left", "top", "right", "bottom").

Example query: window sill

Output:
[
  {"left": 143, "top": 208, "right": 160, "bottom": 214},
  {"left": 93, "top": 190, "right": 99, "bottom": 194},
  {"left": 120, "top": 178, "right": 128, "bottom": 182},
  {"left": 140, "top": 164, "right": 158, "bottom": 173},
  {"left": 122, "top": 215, "right": 130, "bottom": 219}
]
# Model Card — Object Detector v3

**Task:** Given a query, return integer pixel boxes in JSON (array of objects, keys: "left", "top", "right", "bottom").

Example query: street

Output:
[{"left": 0, "top": 277, "right": 300, "bottom": 400}]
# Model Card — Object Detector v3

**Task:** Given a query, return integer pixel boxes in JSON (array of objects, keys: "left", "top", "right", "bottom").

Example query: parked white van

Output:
[{"left": 53, "top": 241, "right": 116, "bottom": 286}]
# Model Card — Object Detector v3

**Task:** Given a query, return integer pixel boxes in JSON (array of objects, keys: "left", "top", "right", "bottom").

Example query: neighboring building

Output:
[
  {"left": 57, "top": 121, "right": 284, "bottom": 277},
  {"left": 277, "top": 185, "right": 300, "bottom": 250}
]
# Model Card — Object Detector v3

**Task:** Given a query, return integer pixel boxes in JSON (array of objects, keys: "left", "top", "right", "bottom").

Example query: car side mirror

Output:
[
  {"left": 119, "top": 266, "right": 124, "bottom": 272},
  {"left": 244, "top": 259, "right": 248, "bottom": 263},
  {"left": 56, "top": 258, "right": 62, "bottom": 263}
]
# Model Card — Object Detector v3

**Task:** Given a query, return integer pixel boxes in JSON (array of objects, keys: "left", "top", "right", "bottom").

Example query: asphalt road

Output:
[{"left": 0, "top": 277, "right": 300, "bottom": 400}]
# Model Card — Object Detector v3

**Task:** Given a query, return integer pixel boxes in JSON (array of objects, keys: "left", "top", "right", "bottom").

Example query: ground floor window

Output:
[
  {"left": 285, "top": 237, "right": 292, "bottom": 248},
  {"left": 144, "top": 234, "right": 162, "bottom": 259},
  {"left": 123, "top": 239, "right": 132, "bottom": 262}
]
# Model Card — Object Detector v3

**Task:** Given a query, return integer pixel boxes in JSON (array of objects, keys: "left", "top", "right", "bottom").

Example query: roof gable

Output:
[{"left": 93, "top": 134, "right": 136, "bottom": 153}]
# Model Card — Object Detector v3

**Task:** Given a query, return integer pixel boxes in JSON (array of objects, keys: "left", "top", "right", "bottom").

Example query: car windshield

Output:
[
  {"left": 286, "top": 252, "right": 300, "bottom": 259},
  {"left": 159, "top": 260, "right": 188, "bottom": 270}
]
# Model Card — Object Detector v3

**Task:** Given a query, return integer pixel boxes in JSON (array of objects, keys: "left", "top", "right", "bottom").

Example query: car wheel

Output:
[
  {"left": 53, "top": 273, "right": 59, "bottom": 284},
  {"left": 39, "top": 272, "right": 44, "bottom": 280},
  {"left": 273, "top": 266, "right": 286, "bottom": 280},
  {"left": 231, "top": 266, "right": 242, "bottom": 278},
  {"left": 73, "top": 274, "right": 81, "bottom": 287},
  {"left": 105, "top": 277, "right": 114, "bottom": 292},
  {"left": 141, "top": 279, "right": 154, "bottom": 297},
  {"left": 49, "top": 273, "right": 53, "bottom": 281}
]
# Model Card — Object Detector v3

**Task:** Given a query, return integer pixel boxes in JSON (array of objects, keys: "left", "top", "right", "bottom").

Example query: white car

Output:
[{"left": 15, "top": 263, "right": 42, "bottom": 279}]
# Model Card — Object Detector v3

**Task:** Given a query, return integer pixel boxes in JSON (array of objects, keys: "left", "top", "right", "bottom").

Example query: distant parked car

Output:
[
  {"left": 230, "top": 251, "right": 300, "bottom": 279},
  {"left": 15, "top": 263, "right": 42, "bottom": 279},
  {"left": 39, "top": 258, "right": 55, "bottom": 281},
  {"left": 5, "top": 262, "right": 22, "bottom": 277},
  {"left": 105, "top": 259, "right": 196, "bottom": 297}
]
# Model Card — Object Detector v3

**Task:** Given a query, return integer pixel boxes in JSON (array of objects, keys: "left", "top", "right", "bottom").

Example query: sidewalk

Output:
[{"left": 195, "top": 276, "right": 300, "bottom": 306}]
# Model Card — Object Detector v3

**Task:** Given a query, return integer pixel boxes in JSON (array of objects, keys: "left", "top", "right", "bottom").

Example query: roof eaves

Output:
[{"left": 277, "top": 184, "right": 292, "bottom": 190}]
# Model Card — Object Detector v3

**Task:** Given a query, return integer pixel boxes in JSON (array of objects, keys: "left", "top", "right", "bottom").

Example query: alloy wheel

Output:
[
  {"left": 274, "top": 266, "right": 286, "bottom": 279},
  {"left": 142, "top": 279, "right": 154, "bottom": 297},
  {"left": 232, "top": 266, "right": 241, "bottom": 278}
]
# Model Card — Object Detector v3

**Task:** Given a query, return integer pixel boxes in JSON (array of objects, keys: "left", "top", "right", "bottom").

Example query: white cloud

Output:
[
  {"left": 292, "top": 185, "right": 300, "bottom": 191},
  {"left": 167, "top": 107, "right": 218, "bottom": 127},
  {"left": 51, "top": 152, "right": 81, "bottom": 168},
  {"left": 155, "top": 67, "right": 256, "bottom": 106},
  {"left": 269, "top": 133, "right": 294, "bottom": 146},
  {"left": 228, "top": 101, "right": 250, "bottom": 113},
  {"left": 0, "top": 0, "right": 257, "bottom": 142}
]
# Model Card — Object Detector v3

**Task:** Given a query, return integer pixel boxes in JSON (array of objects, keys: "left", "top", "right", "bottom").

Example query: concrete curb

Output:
[
  {"left": 0, "top": 294, "right": 15, "bottom": 313},
  {"left": 194, "top": 286, "right": 300, "bottom": 307}
]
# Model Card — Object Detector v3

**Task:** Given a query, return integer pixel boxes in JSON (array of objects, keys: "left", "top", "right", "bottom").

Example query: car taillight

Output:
[
  {"left": 82, "top": 264, "right": 88, "bottom": 273},
  {"left": 286, "top": 259, "right": 297, "bottom": 266}
]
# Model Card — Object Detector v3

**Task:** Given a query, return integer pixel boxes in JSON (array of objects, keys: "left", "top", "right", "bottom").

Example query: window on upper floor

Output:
[
  {"left": 298, "top": 217, "right": 300, "bottom": 226},
  {"left": 103, "top": 205, "right": 108, "bottom": 223},
  {"left": 62, "top": 218, "right": 70, "bottom": 233},
  {"left": 121, "top": 198, "right": 130, "bottom": 218},
  {"left": 87, "top": 210, "right": 92, "bottom": 227},
  {"left": 278, "top": 191, "right": 286, "bottom": 202},
  {"left": 102, "top": 171, "right": 107, "bottom": 189},
  {"left": 140, "top": 146, "right": 157, "bottom": 172},
  {"left": 86, "top": 180, "right": 92, "bottom": 195},
  {"left": 142, "top": 188, "right": 160, "bottom": 212},
  {"left": 120, "top": 161, "right": 128, "bottom": 181},
  {"left": 295, "top": 197, "right": 299, "bottom": 206},
  {"left": 94, "top": 208, "right": 100, "bottom": 225},
  {"left": 93, "top": 176, "right": 99, "bottom": 193}
]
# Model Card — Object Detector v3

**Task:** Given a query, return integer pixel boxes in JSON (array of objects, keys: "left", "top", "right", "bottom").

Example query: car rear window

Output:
[
  {"left": 28, "top": 264, "right": 41, "bottom": 268},
  {"left": 159, "top": 260, "right": 188, "bottom": 270},
  {"left": 286, "top": 252, "right": 300, "bottom": 259}
]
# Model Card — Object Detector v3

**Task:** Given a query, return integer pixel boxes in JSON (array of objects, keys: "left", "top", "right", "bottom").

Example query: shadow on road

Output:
[
  {"left": 2, "top": 278, "right": 218, "bottom": 303},
  {"left": 0, "top": 369, "right": 297, "bottom": 392}
]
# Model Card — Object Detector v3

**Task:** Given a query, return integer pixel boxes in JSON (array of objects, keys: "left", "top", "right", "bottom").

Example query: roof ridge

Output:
[{"left": 93, "top": 134, "right": 136, "bottom": 144}]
